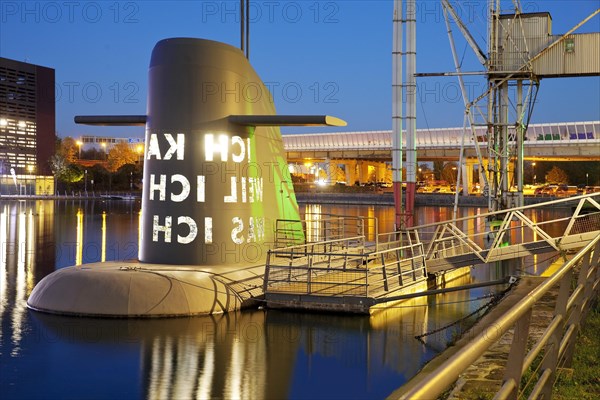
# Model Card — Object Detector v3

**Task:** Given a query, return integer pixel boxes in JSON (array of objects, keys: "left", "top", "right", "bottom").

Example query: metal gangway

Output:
[
  {"left": 419, "top": 193, "right": 600, "bottom": 273},
  {"left": 263, "top": 193, "right": 600, "bottom": 313}
]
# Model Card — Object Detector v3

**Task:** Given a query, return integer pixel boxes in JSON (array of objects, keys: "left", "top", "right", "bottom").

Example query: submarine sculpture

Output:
[{"left": 28, "top": 38, "right": 345, "bottom": 316}]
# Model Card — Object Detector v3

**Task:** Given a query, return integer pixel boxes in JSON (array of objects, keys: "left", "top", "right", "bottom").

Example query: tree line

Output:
[
  {"left": 50, "top": 137, "right": 142, "bottom": 192},
  {"left": 418, "top": 160, "right": 599, "bottom": 186}
]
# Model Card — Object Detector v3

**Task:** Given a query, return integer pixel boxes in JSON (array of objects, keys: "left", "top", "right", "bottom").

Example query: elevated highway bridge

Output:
[{"left": 283, "top": 121, "right": 600, "bottom": 162}]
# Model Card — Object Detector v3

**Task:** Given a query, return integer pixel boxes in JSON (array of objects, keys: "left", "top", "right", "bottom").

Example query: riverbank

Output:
[
  {"left": 296, "top": 192, "right": 566, "bottom": 207},
  {"left": 0, "top": 191, "right": 570, "bottom": 208},
  {"left": 0, "top": 192, "right": 141, "bottom": 201}
]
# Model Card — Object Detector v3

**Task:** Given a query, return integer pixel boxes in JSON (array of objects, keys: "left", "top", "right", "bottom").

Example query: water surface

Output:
[{"left": 0, "top": 200, "right": 567, "bottom": 399}]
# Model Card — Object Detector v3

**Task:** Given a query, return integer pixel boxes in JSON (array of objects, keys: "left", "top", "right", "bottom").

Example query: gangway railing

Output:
[
  {"left": 266, "top": 194, "right": 599, "bottom": 314},
  {"left": 405, "top": 193, "right": 600, "bottom": 271},
  {"left": 264, "top": 233, "right": 426, "bottom": 300},
  {"left": 274, "top": 214, "right": 378, "bottom": 249},
  {"left": 396, "top": 230, "right": 600, "bottom": 399}
]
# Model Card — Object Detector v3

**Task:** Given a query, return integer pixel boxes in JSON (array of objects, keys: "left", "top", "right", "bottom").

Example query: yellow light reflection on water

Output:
[
  {"left": 26, "top": 210, "right": 35, "bottom": 293},
  {"left": 0, "top": 206, "right": 7, "bottom": 345},
  {"left": 75, "top": 208, "right": 83, "bottom": 266},
  {"left": 531, "top": 212, "right": 539, "bottom": 274},
  {"left": 138, "top": 210, "right": 142, "bottom": 260},
  {"left": 12, "top": 210, "right": 27, "bottom": 355},
  {"left": 305, "top": 204, "right": 322, "bottom": 242},
  {"left": 148, "top": 337, "right": 172, "bottom": 400},
  {"left": 197, "top": 344, "right": 215, "bottom": 400},
  {"left": 367, "top": 206, "right": 375, "bottom": 241},
  {"left": 102, "top": 211, "right": 107, "bottom": 263},
  {"left": 226, "top": 341, "right": 243, "bottom": 400}
]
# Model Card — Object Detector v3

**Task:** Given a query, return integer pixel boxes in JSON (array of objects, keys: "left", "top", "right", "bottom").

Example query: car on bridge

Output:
[
  {"left": 534, "top": 185, "right": 558, "bottom": 197},
  {"left": 556, "top": 185, "right": 578, "bottom": 197}
]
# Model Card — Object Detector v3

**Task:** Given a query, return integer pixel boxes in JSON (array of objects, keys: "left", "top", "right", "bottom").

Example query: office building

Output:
[{"left": 0, "top": 57, "right": 55, "bottom": 194}]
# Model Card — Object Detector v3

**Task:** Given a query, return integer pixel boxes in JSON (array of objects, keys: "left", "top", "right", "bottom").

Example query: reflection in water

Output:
[
  {"left": 102, "top": 211, "right": 107, "bottom": 262},
  {"left": 304, "top": 204, "right": 322, "bottom": 242},
  {"left": 29, "top": 312, "right": 295, "bottom": 399},
  {"left": 12, "top": 211, "right": 26, "bottom": 356},
  {"left": 75, "top": 208, "right": 83, "bottom": 266},
  {"left": 29, "top": 303, "right": 454, "bottom": 399},
  {"left": 0, "top": 206, "right": 6, "bottom": 346},
  {"left": 0, "top": 200, "right": 571, "bottom": 399}
]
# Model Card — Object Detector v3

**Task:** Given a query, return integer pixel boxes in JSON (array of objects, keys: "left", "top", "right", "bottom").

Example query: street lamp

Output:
[
  {"left": 76, "top": 140, "right": 83, "bottom": 159},
  {"left": 586, "top": 172, "right": 589, "bottom": 186},
  {"left": 136, "top": 144, "right": 144, "bottom": 164},
  {"left": 532, "top": 162, "right": 536, "bottom": 184},
  {"left": 101, "top": 142, "right": 107, "bottom": 160},
  {"left": 84, "top": 169, "right": 87, "bottom": 193}
]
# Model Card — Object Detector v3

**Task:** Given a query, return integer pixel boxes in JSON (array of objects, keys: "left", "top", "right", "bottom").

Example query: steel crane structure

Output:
[{"left": 436, "top": 1, "right": 600, "bottom": 215}]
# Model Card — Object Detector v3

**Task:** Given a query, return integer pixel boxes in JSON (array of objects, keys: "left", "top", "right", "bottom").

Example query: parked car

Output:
[
  {"left": 537, "top": 185, "right": 558, "bottom": 196},
  {"left": 533, "top": 185, "right": 548, "bottom": 196},
  {"left": 556, "top": 185, "right": 578, "bottom": 197}
]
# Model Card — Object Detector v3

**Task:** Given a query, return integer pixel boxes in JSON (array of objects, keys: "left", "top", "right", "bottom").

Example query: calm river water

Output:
[{"left": 0, "top": 199, "right": 568, "bottom": 399}]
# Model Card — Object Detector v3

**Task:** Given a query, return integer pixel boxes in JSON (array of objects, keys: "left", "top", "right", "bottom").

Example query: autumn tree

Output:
[
  {"left": 545, "top": 166, "right": 568, "bottom": 184},
  {"left": 417, "top": 163, "right": 432, "bottom": 181},
  {"left": 81, "top": 147, "right": 106, "bottom": 160},
  {"left": 57, "top": 137, "right": 79, "bottom": 163},
  {"left": 433, "top": 161, "right": 445, "bottom": 181},
  {"left": 441, "top": 162, "right": 458, "bottom": 184},
  {"left": 106, "top": 142, "right": 137, "bottom": 173}
]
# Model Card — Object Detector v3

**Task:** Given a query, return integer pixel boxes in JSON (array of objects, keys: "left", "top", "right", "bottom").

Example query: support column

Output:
[
  {"left": 500, "top": 81, "right": 509, "bottom": 209},
  {"left": 324, "top": 158, "right": 333, "bottom": 184},
  {"left": 465, "top": 158, "right": 478, "bottom": 195},
  {"left": 515, "top": 80, "right": 524, "bottom": 207},
  {"left": 376, "top": 162, "right": 387, "bottom": 183},
  {"left": 345, "top": 160, "right": 357, "bottom": 185},
  {"left": 359, "top": 162, "right": 370, "bottom": 183},
  {"left": 392, "top": 0, "right": 403, "bottom": 230},
  {"left": 405, "top": 0, "right": 417, "bottom": 228},
  {"left": 480, "top": 158, "right": 488, "bottom": 194}
]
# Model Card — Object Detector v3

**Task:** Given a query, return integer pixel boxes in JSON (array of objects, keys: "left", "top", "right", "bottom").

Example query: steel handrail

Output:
[
  {"left": 397, "top": 232, "right": 600, "bottom": 399},
  {"left": 405, "top": 192, "right": 600, "bottom": 233},
  {"left": 268, "top": 235, "right": 365, "bottom": 254}
]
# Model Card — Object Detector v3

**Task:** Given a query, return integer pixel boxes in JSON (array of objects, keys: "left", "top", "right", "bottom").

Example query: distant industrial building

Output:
[{"left": 0, "top": 57, "right": 55, "bottom": 194}]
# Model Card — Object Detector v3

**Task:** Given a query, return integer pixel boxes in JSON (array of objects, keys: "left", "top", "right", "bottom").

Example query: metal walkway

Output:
[
  {"left": 263, "top": 193, "right": 600, "bottom": 313},
  {"left": 421, "top": 194, "right": 600, "bottom": 272}
]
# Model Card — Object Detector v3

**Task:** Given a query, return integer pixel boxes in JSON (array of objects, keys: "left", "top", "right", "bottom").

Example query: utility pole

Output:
[{"left": 392, "top": 0, "right": 417, "bottom": 229}]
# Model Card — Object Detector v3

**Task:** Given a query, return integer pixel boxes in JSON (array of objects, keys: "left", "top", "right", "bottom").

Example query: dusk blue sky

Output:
[{"left": 1, "top": 0, "right": 599, "bottom": 138}]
